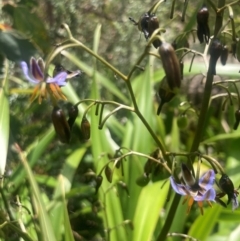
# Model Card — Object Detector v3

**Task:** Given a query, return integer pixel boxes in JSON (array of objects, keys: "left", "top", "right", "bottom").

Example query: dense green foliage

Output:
[{"left": 1, "top": 0, "right": 240, "bottom": 241}]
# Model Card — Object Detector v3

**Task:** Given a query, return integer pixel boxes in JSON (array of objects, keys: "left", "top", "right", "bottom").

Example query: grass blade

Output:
[{"left": 0, "top": 60, "right": 9, "bottom": 177}]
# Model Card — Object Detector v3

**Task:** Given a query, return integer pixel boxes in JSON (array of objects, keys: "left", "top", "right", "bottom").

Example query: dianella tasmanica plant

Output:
[{"left": 2, "top": 0, "right": 240, "bottom": 240}]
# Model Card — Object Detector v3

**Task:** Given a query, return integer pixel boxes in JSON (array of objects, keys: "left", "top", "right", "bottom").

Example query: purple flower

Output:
[
  {"left": 170, "top": 164, "right": 216, "bottom": 214},
  {"left": 21, "top": 57, "right": 68, "bottom": 86},
  {"left": 20, "top": 57, "right": 69, "bottom": 103}
]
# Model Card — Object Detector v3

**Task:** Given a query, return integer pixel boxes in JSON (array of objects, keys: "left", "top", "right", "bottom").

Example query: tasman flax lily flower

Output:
[
  {"left": 170, "top": 164, "right": 216, "bottom": 215},
  {"left": 20, "top": 57, "right": 80, "bottom": 104}
]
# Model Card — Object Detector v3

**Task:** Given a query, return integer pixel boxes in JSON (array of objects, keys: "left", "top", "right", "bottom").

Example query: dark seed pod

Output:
[
  {"left": 219, "top": 174, "right": 235, "bottom": 205},
  {"left": 197, "top": 5, "right": 209, "bottom": 25},
  {"left": 67, "top": 105, "right": 78, "bottom": 129},
  {"left": 209, "top": 38, "right": 223, "bottom": 75},
  {"left": 233, "top": 109, "right": 240, "bottom": 130},
  {"left": 220, "top": 46, "right": 228, "bottom": 66},
  {"left": 51, "top": 106, "right": 71, "bottom": 143},
  {"left": 157, "top": 77, "right": 176, "bottom": 115},
  {"left": 197, "top": 5, "right": 210, "bottom": 43},
  {"left": 158, "top": 42, "right": 181, "bottom": 91},
  {"left": 144, "top": 159, "right": 153, "bottom": 177},
  {"left": 157, "top": 88, "right": 175, "bottom": 115},
  {"left": 144, "top": 149, "right": 160, "bottom": 176},
  {"left": 95, "top": 175, "right": 103, "bottom": 193},
  {"left": 81, "top": 116, "right": 91, "bottom": 140}
]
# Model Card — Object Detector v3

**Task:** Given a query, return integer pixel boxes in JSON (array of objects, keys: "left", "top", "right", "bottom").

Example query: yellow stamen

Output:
[
  {"left": 48, "top": 83, "right": 67, "bottom": 101},
  {"left": 30, "top": 85, "right": 40, "bottom": 103},
  {"left": 197, "top": 201, "right": 204, "bottom": 215},
  {"left": 186, "top": 197, "right": 194, "bottom": 214}
]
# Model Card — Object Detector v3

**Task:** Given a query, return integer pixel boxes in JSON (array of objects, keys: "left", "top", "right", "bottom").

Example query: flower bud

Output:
[
  {"left": 209, "top": 38, "right": 223, "bottom": 75},
  {"left": 51, "top": 106, "right": 71, "bottom": 143},
  {"left": 81, "top": 116, "right": 91, "bottom": 140},
  {"left": 105, "top": 165, "right": 113, "bottom": 183},
  {"left": 157, "top": 77, "right": 175, "bottom": 115},
  {"left": 197, "top": 5, "right": 210, "bottom": 43},
  {"left": 67, "top": 104, "right": 78, "bottom": 129},
  {"left": 144, "top": 149, "right": 159, "bottom": 177},
  {"left": 177, "top": 115, "right": 188, "bottom": 130},
  {"left": 220, "top": 46, "right": 228, "bottom": 66},
  {"left": 233, "top": 109, "right": 240, "bottom": 130},
  {"left": 95, "top": 175, "right": 103, "bottom": 193},
  {"left": 158, "top": 42, "right": 181, "bottom": 91}
]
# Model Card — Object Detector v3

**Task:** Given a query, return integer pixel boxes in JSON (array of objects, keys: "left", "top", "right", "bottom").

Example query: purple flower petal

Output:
[
  {"left": 198, "top": 170, "right": 215, "bottom": 192},
  {"left": 20, "top": 61, "right": 39, "bottom": 84},
  {"left": 37, "top": 58, "right": 45, "bottom": 73},
  {"left": 170, "top": 176, "right": 189, "bottom": 196},
  {"left": 194, "top": 188, "right": 216, "bottom": 201},
  {"left": 181, "top": 163, "right": 195, "bottom": 187},
  {"left": 47, "top": 72, "right": 68, "bottom": 86},
  {"left": 30, "top": 57, "right": 44, "bottom": 81},
  {"left": 66, "top": 70, "right": 82, "bottom": 79}
]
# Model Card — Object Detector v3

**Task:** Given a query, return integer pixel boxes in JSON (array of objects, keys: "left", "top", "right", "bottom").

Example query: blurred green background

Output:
[{"left": 1, "top": 0, "right": 240, "bottom": 241}]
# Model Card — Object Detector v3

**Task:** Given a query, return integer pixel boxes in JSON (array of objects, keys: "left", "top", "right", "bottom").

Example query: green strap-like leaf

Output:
[
  {"left": 132, "top": 181, "right": 169, "bottom": 241},
  {"left": 0, "top": 60, "right": 9, "bottom": 177}
]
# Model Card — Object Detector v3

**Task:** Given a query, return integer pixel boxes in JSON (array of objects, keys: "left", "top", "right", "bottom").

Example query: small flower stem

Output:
[
  {"left": 214, "top": 0, "right": 226, "bottom": 36},
  {"left": 214, "top": 84, "right": 233, "bottom": 105},
  {"left": 70, "top": 39, "right": 127, "bottom": 81},
  {"left": 112, "top": 150, "right": 172, "bottom": 174},
  {"left": 217, "top": 0, "right": 240, "bottom": 13},
  {"left": 200, "top": 154, "right": 225, "bottom": 174},
  {"left": 212, "top": 77, "right": 240, "bottom": 109},
  {"left": 0, "top": 187, "right": 14, "bottom": 221}
]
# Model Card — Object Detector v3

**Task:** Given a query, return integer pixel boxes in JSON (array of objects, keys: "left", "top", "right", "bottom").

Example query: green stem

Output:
[
  {"left": 156, "top": 194, "right": 181, "bottom": 241},
  {"left": 0, "top": 187, "right": 14, "bottom": 221},
  {"left": 189, "top": 71, "right": 214, "bottom": 155},
  {"left": 60, "top": 24, "right": 170, "bottom": 164},
  {"left": 214, "top": 0, "right": 226, "bottom": 36},
  {"left": 70, "top": 38, "right": 127, "bottom": 81},
  {"left": 217, "top": 0, "right": 240, "bottom": 13}
]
